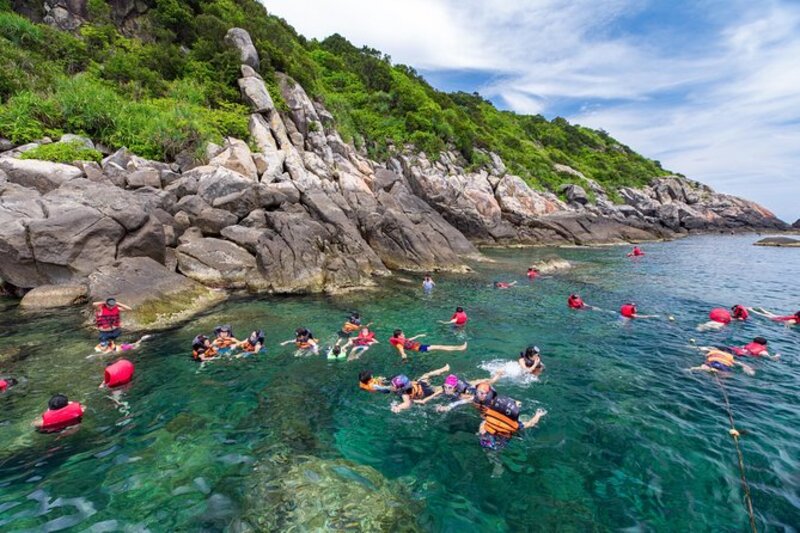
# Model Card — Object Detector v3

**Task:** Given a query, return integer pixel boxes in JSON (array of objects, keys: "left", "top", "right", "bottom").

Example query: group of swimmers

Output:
[{"left": 192, "top": 326, "right": 266, "bottom": 361}]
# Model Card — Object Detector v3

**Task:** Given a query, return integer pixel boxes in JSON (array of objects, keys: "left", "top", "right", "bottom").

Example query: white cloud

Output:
[{"left": 262, "top": 0, "right": 800, "bottom": 221}]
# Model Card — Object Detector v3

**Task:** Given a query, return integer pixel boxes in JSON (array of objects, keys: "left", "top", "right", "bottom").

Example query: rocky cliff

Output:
[{"left": 0, "top": 27, "right": 786, "bottom": 319}]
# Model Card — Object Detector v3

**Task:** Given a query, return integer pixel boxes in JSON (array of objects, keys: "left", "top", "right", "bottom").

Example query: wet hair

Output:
[
  {"left": 753, "top": 336, "right": 767, "bottom": 345},
  {"left": 359, "top": 370, "right": 373, "bottom": 384},
  {"left": 214, "top": 325, "right": 233, "bottom": 337},
  {"left": 569, "top": 294, "right": 578, "bottom": 299},
  {"left": 48, "top": 394, "right": 68, "bottom": 410},
  {"left": 392, "top": 329, "right": 403, "bottom": 337},
  {"left": 795, "top": 311, "right": 800, "bottom": 318},
  {"left": 192, "top": 335, "right": 208, "bottom": 349},
  {"left": 332, "top": 346, "right": 341, "bottom": 355},
  {"left": 4, "top": 377, "right": 19, "bottom": 387},
  {"left": 493, "top": 281, "right": 500, "bottom": 287},
  {"left": 295, "top": 327, "right": 310, "bottom": 336},
  {"left": 522, "top": 345, "right": 540, "bottom": 358},
  {"left": 249, "top": 330, "right": 264, "bottom": 343},
  {"left": 105, "top": 298, "right": 116, "bottom": 306},
  {"left": 350, "top": 312, "right": 360, "bottom": 320},
  {"left": 456, "top": 306, "right": 464, "bottom": 313}
]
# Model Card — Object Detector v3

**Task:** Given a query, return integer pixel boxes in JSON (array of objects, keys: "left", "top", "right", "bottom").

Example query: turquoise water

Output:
[{"left": 1, "top": 234, "right": 798, "bottom": 531}]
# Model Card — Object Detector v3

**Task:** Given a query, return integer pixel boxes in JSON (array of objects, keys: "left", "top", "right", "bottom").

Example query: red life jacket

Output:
[
  {"left": 620, "top": 304, "right": 636, "bottom": 318},
  {"left": 527, "top": 270, "right": 538, "bottom": 279},
  {"left": 451, "top": 312, "right": 468, "bottom": 325},
  {"left": 732, "top": 306, "right": 749, "bottom": 320},
  {"left": 40, "top": 402, "right": 84, "bottom": 432},
  {"left": 709, "top": 308, "right": 731, "bottom": 324},
  {"left": 568, "top": 296, "right": 584, "bottom": 309},
  {"left": 743, "top": 342, "right": 767, "bottom": 357},
  {"left": 353, "top": 331, "right": 376, "bottom": 346},
  {"left": 104, "top": 359, "right": 134, "bottom": 388},
  {"left": 95, "top": 304, "right": 121, "bottom": 330},
  {"left": 0, "top": 379, "right": 8, "bottom": 392}
]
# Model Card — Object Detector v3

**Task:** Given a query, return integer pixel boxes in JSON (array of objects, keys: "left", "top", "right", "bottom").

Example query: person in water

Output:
[
  {"left": 327, "top": 345, "right": 346, "bottom": 360},
  {"left": 0, "top": 377, "right": 19, "bottom": 393},
  {"left": 439, "top": 306, "right": 468, "bottom": 327},
  {"left": 239, "top": 330, "right": 265, "bottom": 353},
  {"left": 212, "top": 325, "right": 240, "bottom": 350},
  {"left": 493, "top": 281, "right": 517, "bottom": 289},
  {"left": 280, "top": 327, "right": 319, "bottom": 355},
  {"left": 389, "top": 329, "right": 467, "bottom": 360},
  {"left": 358, "top": 370, "right": 392, "bottom": 393},
  {"left": 518, "top": 345, "right": 545, "bottom": 376},
  {"left": 34, "top": 394, "right": 85, "bottom": 432},
  {"left": 192, "top": 335, "right": 218, "bottom": 361},
  {"left": 93, "top": 298, "right": 132, "bottom": 345},
  {"left": 731, "top": 304, "right": 749, "bottom": 321},
  {"left": 526, "top": 267, "right": 540, "bottom": 280},
  {"left": 627, "top": 246, "right": 645, "bottom": 257},
  {"left": 345, "top": 326, "right": 379, "bottom": 360},
  {"left": 619, "top": 303, "right": 659, "bottom": 319},
  {"left": 729, "top": 337, "right": 780, "bottom": 360},
  {"left": 472, "top": 382, "right": 547, "bottom": 450},
  {"left": 335, "top": 313, "right": 365, "bottom": 347},
  {"left": 389, "top": 364, "right": 451, "bottom": 412},
  {"left": 690, "top": 347, "right": 755, "bottom": 375},
  {"left": 434, "top": 371, "right": 506, "bottom": 412},
  {"left": 422, "top": 275, "right": 436, "bottom": 293},
  {"left": 92, "top": 335, "right": 151, "bottom": 356},
  {"left": 567, "top": 293, "right": 595, "bottom": 310},
  {"left": 749, "top": 308, "right": 800, "bottom": 326}
]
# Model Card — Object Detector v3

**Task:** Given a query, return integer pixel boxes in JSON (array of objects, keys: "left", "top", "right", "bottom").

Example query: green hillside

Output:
[{"left": 0, "top": 0, "right": 669, "bottom": 195}]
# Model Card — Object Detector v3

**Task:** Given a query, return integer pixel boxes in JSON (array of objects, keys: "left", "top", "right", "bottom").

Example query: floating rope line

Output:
[{"left": 714, "top": 374, "right": 758, "bottom": 533}]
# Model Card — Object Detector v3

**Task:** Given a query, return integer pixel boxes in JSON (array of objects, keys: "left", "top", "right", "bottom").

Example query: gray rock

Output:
[
  {"left": 20, "top": 283, "right": 88, "bottom": 309},
  {"left": 793, "top": 218, "right": 800, "bottom": 229},
  {"left": 178, "top": 226, "right": 204, "bottom": 245},
  {"left": 59, "top": 134, "right": 94, "bottom": 150},
  {"left": 193, "top": 165, "right": 259, "bottom": 218},
  {"left": 117, "top": 215, "right": 166, "bottom": 264},
  {"left": 195, "top": 208, "right": 238, "bottom": 236},
  {"left": 372, "top": 168, "right": 401, "bottom": 192},
  {"left": 176, "top": 237, "right": 258, "bottom": 289},
  {"left": 257, "top": 182, "right": 300, "bottom": 209},
  {"left": 175, "top": 195, "right": 209, "bottom": 217},
  {"left": 240, "top": 64, "right": 262, "bottom": 79},
  {"left": 225, "top": 28, "right": 259, "bottom": 70},
  {"left": 754, "top": 236, "right": 800, "bottom": 247},
  {"left": 220, "top": 225, "right": 263, "bottom": 253},
  {"left": 561, "top": 184, "right": 588, "bottom": 205},
  {"left": 240, "top": 209, "right": 267, "bottom": 229},
  {"left": 497, "top": 175, "right": 566, "bottom": 217},
  {"left": 165, "top": 175, "right": 199, "bottom": 198},
  {"left": 209, "top": 138, "right": 258, "bottom": 181},
  {"left": 0, "top": 138, "right": 13, "bottom": 152},
  {"left": 0, "top": 158, "right": 84, "bottom": 193},
  {"left": 126, "top": 168, "right": 161, "bottom": 189},
  {"left": 43, "top": 0, "right": 86, "bottom": 31},
  {"left": 159, "top": 169, "right": 181, "bottom": 188},
  {"left": 238, "top": 77, "right": 274, "bottom": 113}
]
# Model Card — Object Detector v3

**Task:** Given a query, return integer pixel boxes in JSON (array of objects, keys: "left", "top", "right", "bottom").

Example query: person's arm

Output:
[
  {"left": 408, "top": 334, "right": 426, "bottom": 340},
  {"left": 391, "top": 394, "right": 413, "bottom": 412},
  {"left": 486, "top": 370, "right": 505, "bottom": 385},
  {"left": 395, "top": 344, "right": 408, "bottom": 360},
  {"left": 33, "top": 416, "right": 44, "bottom": 428},
  {"left": 417, "top": 364, "right": 450, "bottom": 381},
  {"left": 279, "top": 338, "right": 296, "bottom": 346},
  {"left": 117, "top": 303, "right": 133, "bottom": 311},
  {"left": 633, "top": 314, "right": 660, "bottom": 319},
  {"left": 521, "top": 408, "right": 547, "bottom": 430},
  {"left": 439, "top": 318, "right": 457, "bottom": 324},
  {"left": 735, "top": 361, "right": 755, "bottom": 376},
  {"left": 509, "top": 281, "right": 518, "bottom": 287},
  {"left": 414, "top": 389, "right": 444, "bottom": 404},
  {"left": 435, "top": 398, "right": 472, "bottom": 413}
]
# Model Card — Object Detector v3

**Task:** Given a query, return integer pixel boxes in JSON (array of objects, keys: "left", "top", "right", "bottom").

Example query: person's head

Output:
[
  {"left": 795, "top": 311, "right": 800, "bottom": 319},
  {"left": 528, "top": 267, "right": 533, "bottom": 272},
  {"left": 4, "top": 378, "right": 19, "bottom": 387},
  {"left": 522, "top": 345, "right": 540, "bottom": 359},
  {"left": 533, "top": 268, "right": 539, "bottom": 273},
  {"left": 752, "top": 336, "right": 768, "bottom": 346},
  {"left": 443, "top": 374, "right": 459, "bottom": 394},
  {"left": 105, "top": 297, "right": 117, "bottom": 308},
  {"left": 249, "top": 330, "right": 264, "bottom": 344},
  {"left": 48, "top": 394, "right": 68, "bottom": 410},
  {"left": 359, "top": 370, "right": 373, "bottom": 384},
  {"left": 332, "top": 345, "right": 341, "bottom": 356},
  {"left": 493, "top": 281, "right": 500, "bottom": 288},
  {"left": 569, "top": 294, "right": 578, "bottom": 300},
  {"left": 350, "top": 312, "right": 360, "bottom": 321},
  {"left": 393, "top": 329, "right": 403, "bottom": 338},
  {"left": 214, "top": 325, "right": 233, "bottom": 338},
  {"left": 475, "top": 382, "right": 495, "bottom": 403},
  {"left": 296, "top": 327, "right": 308, "bottom": 337},
  {"left": 456, "top": 306, "right": 464, "bottom": 313},
  {"left": 391, "top": 374, "right": 410, "bottom": 391},
  {"left": 359, "top": 327, "right": 369, "bottom": 335}
]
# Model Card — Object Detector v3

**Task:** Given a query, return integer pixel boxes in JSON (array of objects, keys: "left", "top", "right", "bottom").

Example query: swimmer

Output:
[
  {"left": 620, "top": 303, "right": 659, "bottom": 319},
  {"left": 34, "top": 394, "right": 85, "bottom": 432},
  {"left": 389, "top": 329, "right": 467, "bottom": 360},
  {"left": 280, "top": 327, "right": 319, "bottom": 355},
  {"left": 493, "top": 281, "right": 517, "bottom": 289},
  {"left": 439, "top": 306, "right": 468, "bottom": 327},
  {"left": 347, "top": 327, "right": 379, "bottom": 360},
  {"left": 731, "top": 304, "right": 749, "bottom": 321},
  {"left": 327, "top": 345, "right": 346, "bottom": 360},
  {"left": 358, "top": 370, "right": 392, "bottom": 393},
  {"left": 212, "top": 325, "right": 240, "bottom": 350},
  {"left": 422, "top": 275, "right": 436, "bottom": 293},
  {"left": 697, "top": 308, "right": 733, "bottom": 331},
  {"left": 335, "top": 313, "right": 367, "bottom": 347},
  {"left": 239, "top": 330, "right": 265, "bottom": 353},
  {"left": 689, "top": 347, "right": 755, "bottom": 376},
  {"left": 192, "top": 334, "right": 218, "bottom": 361},
  {"left": 749, "top": 308, "right": 800, "bottom": 326},
  {"left": 472, "top": 383, "right": 547, "bottom": 450},
  {"left": 526, "top": 267, "right": 540, "bottom": 280},
  {"left": 0, "top": 377, "right": 19, "bottom": 393},
  {"left": 567, "top": 293, "right": 596, "bottom": 310},
  {"left": 729, "top": 336, "right": 780, "bottom": 361},
  {"left": 435, "top": 371, "right": 505, "bottom": 412},
  {"left": 90, "top": 335, "right": 152, "bottom": 357},
  {"left": 627, "top": 246, "right": 645, "bottom": 257},
  {"left": 518, "top": 345, "right": 545, "bottom": 376},
  {"left": 389, "top": 364, "right": 451, "bottom": 412}
]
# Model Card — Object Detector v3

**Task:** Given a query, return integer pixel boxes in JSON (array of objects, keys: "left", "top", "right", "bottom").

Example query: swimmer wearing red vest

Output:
[
  {"left": 100, "top": 359, "right": 135, "bottom": 389},
  {"left": 729, "top": 337, "right": 780, "bottom": 361},
  {"left": 439, "top": 306, "right": 468, "bottom": 327},
  {"left": 627, "top": 246, "right": 645, "bottom": 257},
  {"left": 526, "top": 267, "right": 540, "bottom": 280},
  {"left": 344, "top": 326, "right": 379, "bottom": 360},
  {"left": 389, "top": 329, "right": 467, "bottom": 360},
  {"left": 568, "top": 293, "right": 598, "bottom": 310},
  {"left": 493, "top": 281, "right": 517, "bottom": 289},
  {"left": 619, "top": 302, "right": 659, "bottom": 319},
  {"left": 749, "top": 308, "right": 800, "bottom": 326},
  {"left": 92, "top": 298, "right": 132, "bottom": 345},
  {"left": 731, "top": 304, "right": 749, "bottom": 321},
  {"left": 34, "top": 394, "right": 86, "bottom": 433},
  {"left": 0, "top": 377, "right": 19, "bottom": 393}
]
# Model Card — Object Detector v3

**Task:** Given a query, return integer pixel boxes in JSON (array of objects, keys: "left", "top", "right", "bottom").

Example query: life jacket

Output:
[
  {"left": 706, "top": 349, "right": 734, "bottom": 368},
  {"left": 631, "top": 248, "right": 644, "bottom": 256},
  {"left": 193, "top": 345, "right": 217, "bottom": 361},
  {"left": 0, "top": 379, "right": 8, "bottom": 392},
  {"left": 241, "top": 340, "right": 259, "bottom": 352},
  {"left": 342, "top": 320, "right": 361, "bottom": 334},
  {"left": 406, "top": 381, "right": 431, "bottom": 400},
  {"left": 496, "top": 282, "right": 510, "bottom": 289},
  {"left": 620, "top": 304, "right": 636, "bottom": 318},
  {"left": 390, "top": 337, "right": 420, "bottom": 351},
  {"left": 568, "top": 296, "right": 584, "bottom": 309},
  {"left": 40, "top": 402, "right": 84, "bottom": 432},
  {"left": 732, "top": 306, "right": 749, "bottom": 320},
  {"left": 743, "top": 342, "right": 767, "bottom": 357},
  {"left": 295, "top": 333, "right": 314, "bottom": 349},
  {"left": 95, "top": 304, "right": 121, "bottom": 330},
  {"left": 353, "top": 330, "right": 376, "bottom": 346},
  {"left": 479, "top": 396, "right": 521, "bottom": 438},
  {"left": 527, "top": 270, "right": 538, "bottom": 279},
  {"left": 213, "top": 337, "right": 237, "bottom": 348},
  {"left": 774, "top": 315, "right": 799, "bottom": 323},
  {"left": 359, "top": 378, "right": 383, "bottom": 392},
  {"left": 104, "top": 359, "right": 134, "bottom": 388},
  {"left": 709, "top": 308, "right": 732, "bottom": 325},
  {"left": 451, "top": 312, "right": 468, "bottom": 326}
]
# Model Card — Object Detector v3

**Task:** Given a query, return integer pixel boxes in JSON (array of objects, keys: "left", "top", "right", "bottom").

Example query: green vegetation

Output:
[
  {"left": 0, "top": 0, "right": 669, "bottom": 194},
  {"left": 19, "top": 141, "right": 102, "bottom": 163}
]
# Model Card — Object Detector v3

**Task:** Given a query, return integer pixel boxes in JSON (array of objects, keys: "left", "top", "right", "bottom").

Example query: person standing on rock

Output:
[{"left": 93, "top": 298, "right": 132, "bottom": 348}]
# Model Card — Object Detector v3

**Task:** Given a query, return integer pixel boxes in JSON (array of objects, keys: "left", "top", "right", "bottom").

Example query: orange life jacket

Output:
[
  {"left": 342, "top": 321, "right": 361, "bottom": 334},
  {"left": 706, "top": 349, "right": 734, "bottom": 368},
  {"left": 481, "top": 407, "right": 520, "bottom": 438},
  {"left": 193, "top": 346, "right": 217, "bottom": 361},
  {"left": 213, "top": 337, "right": 237, "bottom": 348},
  {"left": 359, "top": 378, "right": 382, "bottom": 392}
]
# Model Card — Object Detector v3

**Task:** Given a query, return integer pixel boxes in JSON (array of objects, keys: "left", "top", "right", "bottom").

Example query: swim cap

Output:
[
  {"left": 391, "top": 375, "right": 410, "bottom": 389},
  {"left": 444, "top": 374, "right": 458, "bottom": 387}
]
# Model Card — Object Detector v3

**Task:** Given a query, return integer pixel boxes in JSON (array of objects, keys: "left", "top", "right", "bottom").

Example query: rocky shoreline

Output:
[{"left": 0, "top": 27, "right": 787, "bottom": 328}]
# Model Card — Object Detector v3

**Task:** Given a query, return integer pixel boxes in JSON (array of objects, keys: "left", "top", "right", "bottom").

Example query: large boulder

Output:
[
  {"left": 117, "top": 216, "right": 167, "bottom": 264},
  {"left": 238, "top": 77, "right": 274, "bottom": 113},
  {"left": 176, "top": 237, "right": 259, "bottom": 289},
  {"left": 192, "top": 165, "right": 259, "bottom": 217},
  {"left": 43, "top": 0, "right": 87, "bottom": 31},
  {"left": 20, "top": 283, "right": 88, "bottom": 309},
  {"left": 87, "top": 257, "right": 224, "bottom": 331},
  {"left": 208, "top": 138, "right": 258, "bottom": 181},
  {"left": 0, "top": 158, "right": 84, "bottom": 193},
  {"left": 496, "top": 175, "right": 566, "bottom": 217},
  {"left": 225, "top": 28, "right": 259, "bottom": 70},
  {"left": 561, "top": 184, "right": 588, "bottom": 205}
]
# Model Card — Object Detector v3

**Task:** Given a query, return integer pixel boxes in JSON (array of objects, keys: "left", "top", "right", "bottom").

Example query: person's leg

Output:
[
  {"left": 417, "top": 364, "right": 451, "bottom": 381},
  {"left": 428, "top": 342, "right": 468, "bottom": 352}
]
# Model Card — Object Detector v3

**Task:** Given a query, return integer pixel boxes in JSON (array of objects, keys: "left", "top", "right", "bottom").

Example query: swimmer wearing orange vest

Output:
[{"left": 690, "top": 347, "right": 755, "bottom": 376}]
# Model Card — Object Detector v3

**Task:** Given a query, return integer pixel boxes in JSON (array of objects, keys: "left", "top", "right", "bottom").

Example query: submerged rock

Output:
[
  {"left": 753, "top": 236, "right": 800, "bottom": 247},
  {"left": 530, "top": 257, "right": 572, "bottom": 273}
]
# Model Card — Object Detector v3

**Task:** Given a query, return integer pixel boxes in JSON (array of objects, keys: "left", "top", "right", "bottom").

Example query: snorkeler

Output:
[
  {"left": 389, "top": 364, "right": 451, "bottom": 412},
  {"left": 729, "top": 337, "right": 779, "bottom": 360},
  {"left": 749, "top": 308, "right": 800, "bottom": 326},
  {"left": 627, "top": 246, "right": 645, "bottom": 257},
  {"left": 697, "top": 308, "right": 733, "bottom": 331},
  {"left": 518, "top": 345, "right": 545, "bottom": 376},
  {"left": 493, "top": 281, "right": 517, "bottom": 289},
  {"left": 192, "top": 335, "right": 218, "bottom": 361},
  {"left": 389, "top": 329, "right": 467, "bottom": 360},
  {"left": 689, "top": 347, "right": 755, "bottom": 375},
  {"left": 439, "top": 306, "right": 468, "bottom": 326},
  {"left": 34, "top": 394, "right": 85, "bottom": 433},
  {"left": 472, "top": 383, "right": 547, "bottom": 450},
  {"left": 239, "top": 330, "right": 265, "bottom": 353},
  {"left": 280, "top": 327, "right": 319, "bottom": 355},
  {"left": 620, "top": 303, "right": 659, "bottom": 319},
  {"left": 346, "top": 326, "right": 379, "bottom": 360},
  {"left": 99, "top": 359, "right": 135, "bottom": 389},
  {"left": 212, "top": 325, "right": 240, "bottom": 350}
]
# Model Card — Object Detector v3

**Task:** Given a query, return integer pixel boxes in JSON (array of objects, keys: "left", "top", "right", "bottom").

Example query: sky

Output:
[{"left": 263, "top": 0, "right": 799, "bottom": 222}]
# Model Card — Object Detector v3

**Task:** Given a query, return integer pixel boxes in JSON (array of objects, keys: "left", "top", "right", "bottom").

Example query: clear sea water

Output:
[{"left": 1, "top": 234, "right": 798, "bottom": 531}]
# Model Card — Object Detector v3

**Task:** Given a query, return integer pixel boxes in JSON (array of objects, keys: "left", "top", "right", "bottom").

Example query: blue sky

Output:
[{"left": 264, "top": 0, "right": 800, "bottom": 222}]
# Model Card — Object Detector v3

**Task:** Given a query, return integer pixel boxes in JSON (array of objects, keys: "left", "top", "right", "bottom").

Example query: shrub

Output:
[{"left": 20, "top": 141, "right": 102, "bottom": 163}]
